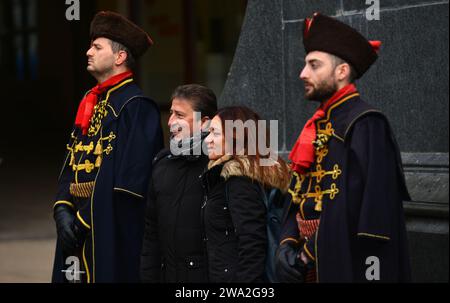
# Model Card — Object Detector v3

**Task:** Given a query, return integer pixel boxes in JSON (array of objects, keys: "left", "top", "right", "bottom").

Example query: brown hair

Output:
[{"left": 216, "top": 106, "right": 291, "bottom": 191}]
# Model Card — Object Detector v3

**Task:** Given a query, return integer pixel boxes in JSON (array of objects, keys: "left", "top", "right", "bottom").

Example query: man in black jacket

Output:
[{"left": 141, "top": 84, "right": 217, "bottom": 282}]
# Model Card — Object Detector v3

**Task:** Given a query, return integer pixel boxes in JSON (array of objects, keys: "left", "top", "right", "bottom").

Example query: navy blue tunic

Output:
[
  {"left": 52, "top": 79, "right": 163, "bottom": 283},
  {"left": 281, "top": 93, "right": 411, "bottom": 282}
]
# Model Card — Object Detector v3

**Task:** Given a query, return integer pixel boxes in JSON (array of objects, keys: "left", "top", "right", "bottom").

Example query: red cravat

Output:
[
  {"left": 75, "top": 71, "right": 133, "bottom": 135},
  {"left": 289, "top": 84, "right": 357, "bottom": 174}
]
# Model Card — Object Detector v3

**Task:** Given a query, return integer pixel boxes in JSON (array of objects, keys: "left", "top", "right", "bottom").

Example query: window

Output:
[{"left": 0, "top": 0, "right": 38, "bottom": 80}]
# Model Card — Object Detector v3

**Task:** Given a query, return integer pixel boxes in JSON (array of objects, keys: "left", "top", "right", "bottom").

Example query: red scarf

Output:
[
  {"left": 75, "top": 71, "right": 133, "bottom": 135},
  {"left": 289, "top": 84, "right": 358, "bottom": 174}
]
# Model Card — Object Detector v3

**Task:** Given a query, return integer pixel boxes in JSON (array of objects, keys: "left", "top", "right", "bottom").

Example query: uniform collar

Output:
[
  {"left": 316, "top": 91, "right": 360, "bottom": 128},
  {"left": 102, "top": 78, "right": 145, "bottom": 118}
]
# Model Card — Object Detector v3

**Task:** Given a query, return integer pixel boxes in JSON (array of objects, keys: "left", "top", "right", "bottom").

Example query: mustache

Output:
[{"left": 169, "top": 124, "right": 183, "bottom": 133}]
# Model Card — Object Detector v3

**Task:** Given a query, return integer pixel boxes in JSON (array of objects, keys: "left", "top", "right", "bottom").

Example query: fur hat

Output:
[
  {"left": 303, "top": 13, "right": 381, "bottom": 78},
  {"left": 90, "top": 11, "right": 153, "bottom": 58}
]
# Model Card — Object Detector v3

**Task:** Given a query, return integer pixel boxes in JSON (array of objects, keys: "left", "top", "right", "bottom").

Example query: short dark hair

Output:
[
  {"left": 171, "top": 84, "right": 218, "bottom": 119},
  {"left": 331, "top": 54, "right": 357, "bottom": 83},
  {"left": 110, "top": 40, "right": 136, "bottom": 70}
]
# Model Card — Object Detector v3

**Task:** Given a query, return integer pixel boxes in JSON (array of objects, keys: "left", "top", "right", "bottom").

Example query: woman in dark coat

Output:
[{"left": 202, "top": 106, "right": 290, "bottom": 283}]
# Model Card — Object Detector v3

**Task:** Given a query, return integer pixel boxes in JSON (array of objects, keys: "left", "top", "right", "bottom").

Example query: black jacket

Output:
[
  {"left": 140, "top": 148, "right": 209, "bottom": 283},
  {"left": 201, "top": 156, "right": 288, "bottom": 283}
]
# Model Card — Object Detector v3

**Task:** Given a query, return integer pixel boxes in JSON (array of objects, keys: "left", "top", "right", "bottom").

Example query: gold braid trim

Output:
[
  {"left": 280, "top": 237, "right": 300, "bottom": 246},
  {"left": 357, "top": 232, "right": 390, "bottom": 241},
  {"left": 303, "top": 242, "right": 316, "bottom": 261},
  {"left": 70, "top": 181, "right": 95, "bottom": 198},
  {"left": 53, "top": 200, "right": 75, "bottom": 209}
]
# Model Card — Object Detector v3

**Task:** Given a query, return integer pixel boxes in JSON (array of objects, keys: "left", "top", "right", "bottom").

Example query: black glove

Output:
[
  {"left": 54, "top": 205, "right": 78, "bottom": 255},
  {"left": 275, "top": 241, "right": 307, "bottom": 283},
  {"left": 72, "top": 219, "right": 88, "bottom": 249}
]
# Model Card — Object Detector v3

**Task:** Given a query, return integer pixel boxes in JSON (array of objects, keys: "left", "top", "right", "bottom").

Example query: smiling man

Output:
[
  {"left": 52, "top": 11, "right": 163, "bottom": 283},
  {"left": 276, "top": 13, "right": 411, "bottom": 283},
  {"left": 141, "top": 84, "right": 217, "bottom": 283}
]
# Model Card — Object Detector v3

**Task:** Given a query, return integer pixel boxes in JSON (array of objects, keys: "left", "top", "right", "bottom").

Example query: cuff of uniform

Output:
[
  {"left": 280, "top": 237, "right": 300, "bottom": 246},
  {"left": 53, "top": 200, "right": 75, "bottom": 210}
]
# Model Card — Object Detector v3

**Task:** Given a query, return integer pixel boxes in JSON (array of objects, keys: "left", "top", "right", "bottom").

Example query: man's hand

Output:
[
  {"left": 72, "top": 220, "right": 88, "bottom": 249},
  {"left": 300, "top": 251, "right": 311, "bottom": 264},
  {"left": 54, "top": 205, "right": 78, "bottom": 255},
  {"left": 275, "top": 241, "right": 307, "bottom": 283}
]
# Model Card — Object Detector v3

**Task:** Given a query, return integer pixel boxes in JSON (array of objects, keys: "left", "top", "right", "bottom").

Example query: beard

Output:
[{"left": 304, "top": 78, "right": 338, "bottom": 103}]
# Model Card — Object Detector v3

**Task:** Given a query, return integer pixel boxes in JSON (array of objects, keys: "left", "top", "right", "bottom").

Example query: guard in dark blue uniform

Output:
[
  {"left": 52, "top": 11, "right": 163, "bottom": 283},
  {"left": 276, "top": 13, "right": 411, "bottom": 283}
]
